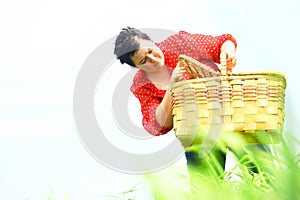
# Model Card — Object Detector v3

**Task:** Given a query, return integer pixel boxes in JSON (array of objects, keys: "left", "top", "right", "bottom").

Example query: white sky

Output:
[{"left": 1, "top": 0, "right": 300, "bottom": 199}]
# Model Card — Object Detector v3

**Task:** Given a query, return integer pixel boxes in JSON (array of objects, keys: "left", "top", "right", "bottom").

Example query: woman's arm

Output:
[
  {"left": 220, "top": 40, "right": 237, "bottom": 70},
  {"left": 155, "top": 63, "right": 185, "bottom": 128},
  {"left": 179, "top": 31, "right": 237, "bottom": 63},
  {"left": 155, "top": 89, "right": 173, "bottom": 127}
]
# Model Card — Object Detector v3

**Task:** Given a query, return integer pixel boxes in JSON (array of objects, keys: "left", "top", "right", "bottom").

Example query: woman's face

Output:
[{"left": 130, "top": 39, "right": 165, "bottom": 73}]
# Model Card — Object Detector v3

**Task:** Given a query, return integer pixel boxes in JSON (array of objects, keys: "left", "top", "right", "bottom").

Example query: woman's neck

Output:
[{"left": 146, "top": 66, "right": 171, "bottom": 90}]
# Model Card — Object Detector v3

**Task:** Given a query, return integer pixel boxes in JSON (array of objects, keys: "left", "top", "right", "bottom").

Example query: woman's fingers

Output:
[
  {"left": 225, "top": 52, "right": 237, "bottom": 70},
  {"left": 170, "top": 63, "right": 186, "bottom": 84}
]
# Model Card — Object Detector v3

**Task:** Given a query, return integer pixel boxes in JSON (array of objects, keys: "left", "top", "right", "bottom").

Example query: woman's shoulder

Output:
[{"left": 130, "top": 69, "right": 152, "bottom": 94}]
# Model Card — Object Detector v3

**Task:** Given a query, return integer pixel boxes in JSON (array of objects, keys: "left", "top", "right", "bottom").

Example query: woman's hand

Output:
[
  {"left": 221, "top": 40, "right": 237, "bottom": 71},
  {"left": 169, "top": 61, "right": 186, "bottom": 86}
]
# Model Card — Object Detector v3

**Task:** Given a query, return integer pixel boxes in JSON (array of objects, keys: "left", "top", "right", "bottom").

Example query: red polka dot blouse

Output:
[{"left": 130, "top": 31, "right": 237, "bottom": 136}]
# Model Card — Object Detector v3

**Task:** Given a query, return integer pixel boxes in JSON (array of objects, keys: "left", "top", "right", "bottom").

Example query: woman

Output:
[
  {"left": 113, "top": 27, "right": 243, "bottom": 178},
  {"left": 114, "top": 27, "right": 237, "bottom": 136}
]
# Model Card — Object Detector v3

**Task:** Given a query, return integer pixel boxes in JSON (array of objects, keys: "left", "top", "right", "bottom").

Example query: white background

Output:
[{"left": 1, "top": 0, "right": 300, "bottom": 199}]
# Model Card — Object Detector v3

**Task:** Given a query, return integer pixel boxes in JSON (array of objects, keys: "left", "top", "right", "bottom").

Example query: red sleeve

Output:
[
  {"left": 157, "top": 31, "right": 237, "bottom": 72},
  {"left": 132, "top": 86, "right": 173, "bottom": 136},
  {"left": 179, "top": 31, "right": 237, "bottom": 64}
]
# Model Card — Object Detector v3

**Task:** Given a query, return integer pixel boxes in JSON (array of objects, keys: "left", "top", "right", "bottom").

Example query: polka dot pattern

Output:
[{"left": 130, "top": 31, "right": 237, "bottom": 136}]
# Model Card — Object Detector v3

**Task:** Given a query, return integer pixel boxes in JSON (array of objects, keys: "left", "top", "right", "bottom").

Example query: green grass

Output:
[
  {"left": 39, "top": 133, "right": 300, "bottom": 200},
  {"left": 150, "top": 134, "right": 300, "bottom": 200}
]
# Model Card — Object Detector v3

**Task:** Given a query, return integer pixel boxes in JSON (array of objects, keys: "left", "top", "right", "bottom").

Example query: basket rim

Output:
[{"left": 172, "top": 70, "right": 287, "bottom": 89}]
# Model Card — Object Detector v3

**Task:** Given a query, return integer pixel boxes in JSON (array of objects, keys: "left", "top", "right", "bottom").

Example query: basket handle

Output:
[{"left": 220, "top": 52, "right": 231, "bottom": 76}]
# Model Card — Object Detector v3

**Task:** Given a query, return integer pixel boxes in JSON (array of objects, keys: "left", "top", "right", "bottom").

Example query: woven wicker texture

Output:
[{"left": 171, "top": 54, "right": 286, "bottom": 147}]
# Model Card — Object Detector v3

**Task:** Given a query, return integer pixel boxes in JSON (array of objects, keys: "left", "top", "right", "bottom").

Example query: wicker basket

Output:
[{"left": 171, "top": 53, "right": 286, "bottom": 147}]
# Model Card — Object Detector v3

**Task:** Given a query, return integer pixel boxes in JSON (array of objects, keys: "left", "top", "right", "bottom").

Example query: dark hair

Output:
[{"left": 114, "top": 27, "right": 151, "bottom": 67}]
